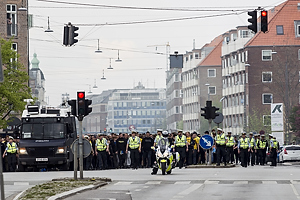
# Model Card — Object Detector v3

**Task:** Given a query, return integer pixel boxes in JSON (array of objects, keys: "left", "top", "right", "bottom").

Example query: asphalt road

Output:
[{"left": 2, "top": 163, "right": 300, "bottom": 200}]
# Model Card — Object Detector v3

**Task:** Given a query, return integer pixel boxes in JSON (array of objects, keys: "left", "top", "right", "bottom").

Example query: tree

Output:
[
  {"left": 289, "top": 104, "right": 300, "bottom": 139},
  {"left": 247, "top": 107, "right": 271, "bottom": 134},
  {"left": 0, "top": 38, "right": 32, "bottom": 129},
  {"left": 176, "top": 119, "right": 183, "bottom": 130},
  {"left": 263, "top": 46, "right": 300, "bottom": 141}
]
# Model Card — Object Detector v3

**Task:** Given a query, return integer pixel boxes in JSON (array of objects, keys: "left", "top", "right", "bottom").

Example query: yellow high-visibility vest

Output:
[
  {"left": 226, "top": 136, "right": 234, "bottom": 147},
  {"left": 129, "top": 137, "right": 140, "bottom": 149},
  {"left": 7, "top": 142, "right": 17, "bottom": 154},
  {"left": 216, "top": 134, "right": 226, "bottom": 145},
  {"left": 96, "top": 138, "right": 107, "bottom": 151},
  {"left": 175, "top": 135, "right": 186, "bottom": 147}
]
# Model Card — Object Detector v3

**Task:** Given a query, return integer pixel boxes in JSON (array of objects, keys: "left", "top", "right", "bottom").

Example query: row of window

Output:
[
  {"left": 184, "top": 53, "right": 200, "bottom": 62},
  {"left": 114, "top": 119, "right": 161, "bottom": 125},
  {"left": 224, "top": 115, "right": 271, "bottom": 128},
  {"left": 111, "top": 101, "right": 165, "bottom": 108},
  {"left": 182, "top": 69, "right": 216, "bottom": 82},
  {"left": 182, "top": 103, "right": 199, "bottom": 115},
  {"left": 223, "top": 72, "right": 247, "bottom": 88},
  {"left": 112, "top": 110, "right": 165, "bottom": 117},
  {"left": 223, "top": 30, "right": 251, "bottom": 45},
  {"left": 222, "top": 51, "right": 247, "bottom": 68}
]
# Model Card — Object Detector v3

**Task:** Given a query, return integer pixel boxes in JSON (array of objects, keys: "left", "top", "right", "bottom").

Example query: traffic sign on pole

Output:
[{"left": 200, "top": 135, "right": 214, "bottom": 150}]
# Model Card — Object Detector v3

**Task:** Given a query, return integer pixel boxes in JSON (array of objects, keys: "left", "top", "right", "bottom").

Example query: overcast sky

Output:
[{"left": 28, "top": 0, "right": 285, "bottom": 106}]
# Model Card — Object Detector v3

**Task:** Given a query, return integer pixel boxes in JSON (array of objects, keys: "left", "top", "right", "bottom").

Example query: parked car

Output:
[{"left": 279, "top": 145, "right": 300, "bottom": 163}]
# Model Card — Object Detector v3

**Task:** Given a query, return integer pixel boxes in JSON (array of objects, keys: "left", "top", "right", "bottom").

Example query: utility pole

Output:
[{"left": 0, "top": 147, "right": 5, "bottom": 200}]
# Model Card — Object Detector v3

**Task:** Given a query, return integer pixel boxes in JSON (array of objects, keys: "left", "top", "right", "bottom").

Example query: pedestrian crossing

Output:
[{"left": 113, "top": 180, "right": 300, "bottom": 185}]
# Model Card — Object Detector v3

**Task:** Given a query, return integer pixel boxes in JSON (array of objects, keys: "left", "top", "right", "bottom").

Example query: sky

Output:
[{"left": 28, "top": 0, "right": 285, "bottom": 106}]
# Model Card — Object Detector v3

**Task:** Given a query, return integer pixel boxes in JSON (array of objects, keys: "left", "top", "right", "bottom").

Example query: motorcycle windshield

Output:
[{"left": 157, "top": 138, "right": 169, "bottom": 153}]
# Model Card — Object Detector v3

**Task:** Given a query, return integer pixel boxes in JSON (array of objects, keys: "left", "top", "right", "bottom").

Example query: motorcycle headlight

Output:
[
  {"left": 19, "top": 148, "right": 28, "bottom": 155},
  {"left": 163, "top": 151, "right": 169, "bottom": 157},
  {"left": 56, "top": 147, "right": 66, "bottom": 154},
  {"left": 157, "top": 152, "right": 163, "bottom": 157}
]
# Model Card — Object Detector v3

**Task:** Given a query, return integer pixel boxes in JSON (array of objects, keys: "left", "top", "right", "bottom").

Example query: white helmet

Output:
[{"left": 162, "top": 131, "right": 168, "bottom": 137}]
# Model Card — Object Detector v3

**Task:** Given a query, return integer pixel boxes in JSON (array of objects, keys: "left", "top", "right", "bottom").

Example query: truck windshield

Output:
[{"left": 21, "top": 123, "right": 65, "bottom": 139}]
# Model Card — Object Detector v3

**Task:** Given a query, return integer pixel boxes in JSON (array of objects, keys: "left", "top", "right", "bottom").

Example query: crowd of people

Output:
[{"left": 0, "top": 128, "right": 280, "bottom": 172}]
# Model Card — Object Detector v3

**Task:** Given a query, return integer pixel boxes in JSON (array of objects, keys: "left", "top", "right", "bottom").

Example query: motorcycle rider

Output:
[{"left": 151, "top": 131, "right": 170, "bottom": 175}]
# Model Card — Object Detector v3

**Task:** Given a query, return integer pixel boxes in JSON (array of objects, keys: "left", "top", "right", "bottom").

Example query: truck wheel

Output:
[{"left": 161, "top": 162, "right": 166, "bottom": 175}]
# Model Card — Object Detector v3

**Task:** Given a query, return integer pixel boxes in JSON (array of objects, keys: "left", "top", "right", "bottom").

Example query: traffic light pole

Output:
[
  {"left": 78, "top": 116, "right": 84, "bottom": 179},
  {"left": 0, "top": 147, "right": 5, "bottom": 200},
  {"left": 73, "top": 141, "right": 78, "bottom": 180},
  {"left": 208, "top": 119, "right": 212, "bottom": 165}
]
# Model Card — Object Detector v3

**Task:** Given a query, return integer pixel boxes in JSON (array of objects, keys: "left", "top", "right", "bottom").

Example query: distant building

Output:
[
  {"left": 0, "top": 0, "right": 29, "bottom": 74},
  {"left": 29, "top": 53, "right": 46, "bottom": 107},
  {"left": 107, "top": 82, "right": 166, "bottom": 134},
  {"left": 181, "top": 35, "right": 224, "bottom": 132},
  {"left": 222, "top": 0, "right": 300, "bottom": 143}
]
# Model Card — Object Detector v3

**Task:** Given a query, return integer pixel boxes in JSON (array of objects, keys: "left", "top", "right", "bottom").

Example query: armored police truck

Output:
[{"left": 18, "top": 105, "right": 77, "bottom": 171}]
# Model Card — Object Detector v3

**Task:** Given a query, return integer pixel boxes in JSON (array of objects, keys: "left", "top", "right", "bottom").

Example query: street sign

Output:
[
  {"left": 213, "top": 112, "right": 224, "bottom": 124},
  {"left": 200, "top": 135, "right": 214, "bottom": 150},
  {"left": 129, "top": 125, "right": 135, "bottom": 131},
  {"left": 71, "top": 138, "right": 92, "bottom": 158}
]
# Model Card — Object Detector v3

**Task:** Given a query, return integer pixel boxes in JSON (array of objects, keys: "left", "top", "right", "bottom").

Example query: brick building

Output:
[
  {"left": 222, "top": 0, "right": 300, "bottom": 143},
  {"left": 0, "top": 0, "right": 28, "bottom": 73}
]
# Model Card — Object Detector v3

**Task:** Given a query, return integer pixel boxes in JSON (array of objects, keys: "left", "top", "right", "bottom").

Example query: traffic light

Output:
[
  {"left": 210, "top": 106, "right": 220, "bottom": 120},
  {"left": 67, "top": 100, "right": 76, "bottom": 116},
  {"left": 261, "top": 10, "right": 268, "bottom": 33},
  {"left": 248, "top": 10, "right": 257, "bottom": 33},
  {"left": 70, "top": 25, "right": 79, "bottom": 46},
  {"left": 77, "top": 91, "right": 85, "bottom": 116},
  {"left": 104, "top": 128, "right": 107, "bottom": 133},
  {"left": 110, "top": 128, "right": 112, "bottom": 133},
  {"left": 63, "top": 25, "right": 69, "bottom": 46},
  {"left": 84, "top": 99, "right": 92, "bottom": 116},
  {"left": 201, "top": 101, "right": 212, "bottom": 120}
]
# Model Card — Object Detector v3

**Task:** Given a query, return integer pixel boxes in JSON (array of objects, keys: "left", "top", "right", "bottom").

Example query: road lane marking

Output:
[
  {"left": 143, "top": 186, "right": 149, "bottom": 188},
  {"left": 135, "top": 189, "right": 141, "bottom": 191},
  {"left": 14, "top": 182, "right": 29, "bottom": 186},
  {"left": 262, "top": 181, "right": 277, "bottom": 184},
  {"left": 172, "top": 196, "right": 184, "bottom": 198},
  {"left": 233, "top": 181, "right": 248, "bottom": 184},
  {"left": 204, "top": 180, "right": 219, "bottom": 184},
  {"left": 178, "top": 184, "right": 202, "bottom": 195},
  {"left": 175, "top": 181, "right": 191, "bottom": 185},
  {"left": 145, "top": 181, "right": 161, "bottom": 185},
  {"left": 290, "top": 184, "right": 300, "bottom": 199},
  {"left": 114, "top": 182, "right": 132, "bottom": 185}
]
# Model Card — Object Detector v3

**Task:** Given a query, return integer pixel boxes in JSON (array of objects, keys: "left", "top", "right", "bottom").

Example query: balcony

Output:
[{"left": 7, "top": 24, "right": 18, "bottom": 36}]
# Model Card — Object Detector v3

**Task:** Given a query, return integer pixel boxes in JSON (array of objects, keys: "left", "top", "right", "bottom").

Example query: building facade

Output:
[
  {"left": 29, "top": 53, "right": 46, "bottom": 107},
  {"left": 181, "top": 35, "right": 223, "bottom": 132},
  {"left": 0, "top": 0, "right": 28, "bottom": 73},
  {"left": 222, "top": 0, "right": 300, "bottom": 143},
  {"left": 107, "top": 83, "right": 166, "bottom": 134}
]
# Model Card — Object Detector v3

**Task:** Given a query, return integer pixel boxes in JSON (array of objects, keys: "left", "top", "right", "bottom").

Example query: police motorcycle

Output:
[{"left": 151, "top": 131, "right": 180, "bottom": 175}]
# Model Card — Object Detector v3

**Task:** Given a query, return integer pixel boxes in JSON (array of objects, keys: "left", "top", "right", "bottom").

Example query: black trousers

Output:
[
  {"left": 255, "top": 150, "right": 260, "bottom": 165},
  {"left": 176, "top": 147, "right": 186, "bottom": 168},
  {"left": 130, "top": 149, "right": 139, "bottom": 169},
  {"left": 7, "top": 153, "right": 17, "bottom": 172},
  {"left": 248, "top": 150, "right": 255, "bottom": 165},
  {"left": 270, "top": 148, "right": 277, "bottom": 166},
  {"left": 84, "top": 154, "right": 93, "bottom": 170},
  {"left": 240, "top": 148, "right": 248, "bottom": 167},
  {"left": 97, "top": 150, "right": 107, "bottom": 169},
  {"left": 259, "top": 149, "right": 266, "bottom": 165},
  {"left": 226, "top": 146, "right": 234, "bottom": 163},
  {"left": 216, "top": 145, "right": 226, "bottom": 165},
  {"left": 118, "top": 152, "right": 126, "bottom": 168},
  {"left": 234, "top": 148, "right": 239, "bottom": 164}
]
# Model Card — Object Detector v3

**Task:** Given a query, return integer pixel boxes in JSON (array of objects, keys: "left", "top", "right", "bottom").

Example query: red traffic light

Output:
[
  {"left": 78, "top": 92, "right": 84, "bottom": 99},
  {"left": 261, "top": 11, "right": 267, "bottom": 17}
]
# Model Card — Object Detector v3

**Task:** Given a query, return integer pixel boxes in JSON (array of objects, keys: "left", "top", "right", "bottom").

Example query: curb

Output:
[
  {"left": 185, "top": 164, "right": 236, "bottom": 168},
  {"left": 48, "top": 181, "right": 108, "bottom": 200}
]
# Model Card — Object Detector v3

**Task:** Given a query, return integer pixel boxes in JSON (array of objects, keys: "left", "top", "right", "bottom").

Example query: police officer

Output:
[
  {"left": 254, "top": 134, "right": 260, "bottom": 165},
  {"left": 248, "top": 132, "right": 255, "bottom": 166},
  {"left": 259, "top": 135, "right": 268, "bottom": 165},
  {"left": 116, "top": 133, "right": 127, "bottom": 168},
  {"left": 95, "top": 134, "right": 109, "bottom": 170},
  {"left": 173, "top": 130, "right": 187, "bottom": 169},
  {"left": 269, "top": 135, "right": 279, "bottom": 166},
  {"left": 238, "top": 132, "right": 250, "bottom": 168},
  {"left": 2, "top": 136, "right": 18, "bottom": 172},
  {"left": 154, "top": 129, "right": 163, "bottom": 147},
  {"left": 126, "top": 131, "right": 141, "bottom": 170},
  {"left": 84, "top": 135, "right": 94, "bottom": 170},
  {"left": 226, "top": 132, "right": 234, "bottom": 164},
  {"left": 215, "top": 128, "right": 227, "bottom": 166}
]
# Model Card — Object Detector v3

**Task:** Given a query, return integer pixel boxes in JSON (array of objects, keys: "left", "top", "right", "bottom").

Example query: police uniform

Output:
[
  {"left": 95, "top": 136, "right": 109, "bottom": 170},
  {"left": 174, "top": 130, "right": 187, "bottom": 169},
  {"left": 3, "top": 138, "right": 18, "bottom": 172},
  {"left": 226, "top": 133, "right": 234, "bottom": 164},
  {"left": 238, "top": 133, "right": 250, "bottom": 167},
  {"left": 127, "top": 132, "right": 141, "bottom": 169},
  {"left": 215, "top": 129, "right": 227, "bottom": 166},
  {"left": 254, "top": 135, "right": 260, "bottom": 165},
  {"left": 259, "top": 135, "right": 268, "bottom": 165},
  {"left": 269, "top": 136, "right": 279, "bottom": 166},
  {"left": 248, "top": 133, "right": 255, "bottom": 166}
]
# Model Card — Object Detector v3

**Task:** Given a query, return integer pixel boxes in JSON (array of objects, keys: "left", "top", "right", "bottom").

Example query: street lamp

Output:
[{"left": 205, "top": 83, "right": 210, "bottom": 100}]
